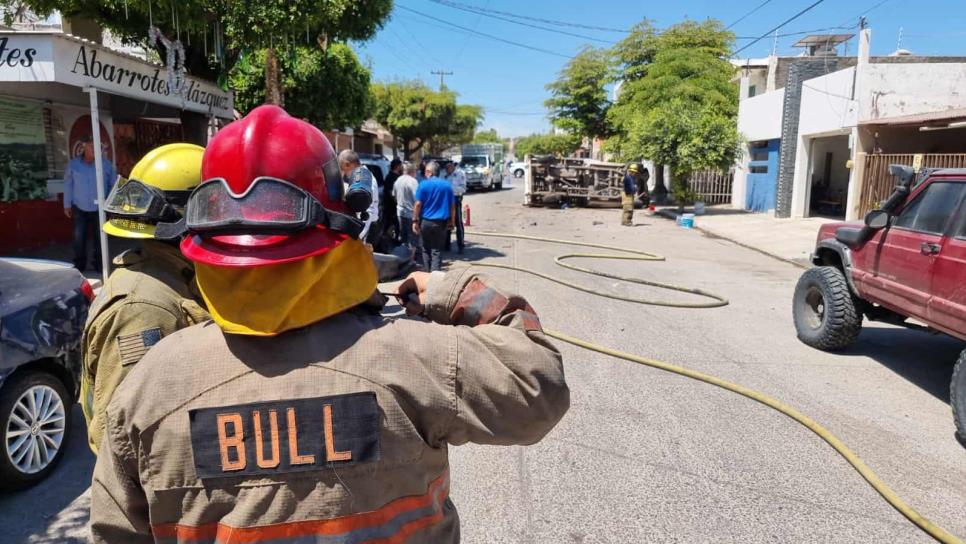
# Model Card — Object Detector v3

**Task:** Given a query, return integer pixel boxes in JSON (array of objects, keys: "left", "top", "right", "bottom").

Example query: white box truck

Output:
[{"left": 459, "top": 143, "right": 505, "bottom": 191}]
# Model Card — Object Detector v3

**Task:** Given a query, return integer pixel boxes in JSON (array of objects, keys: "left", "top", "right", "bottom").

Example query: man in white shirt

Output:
[
  {"left": 444, "top": 161, "right": 467, "bottom": 253},
  {"left": 393, "top": 161, "right": 421, "bottom": 250}
]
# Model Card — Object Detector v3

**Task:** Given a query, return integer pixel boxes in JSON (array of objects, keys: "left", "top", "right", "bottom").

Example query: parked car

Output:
[
  {"left": 792, "top": 165, "right": 966, "bottom": 442},
  {"left": 0, "top": 257, "right": 93, "bottom": 489},
  {"left": 510, "top": 161, "right": 527, "bottom": 178}
]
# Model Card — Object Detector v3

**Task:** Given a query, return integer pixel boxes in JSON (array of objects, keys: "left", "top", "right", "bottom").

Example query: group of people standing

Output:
[{"left": 381, "top": 157, "right": 468, "bottom": 271}]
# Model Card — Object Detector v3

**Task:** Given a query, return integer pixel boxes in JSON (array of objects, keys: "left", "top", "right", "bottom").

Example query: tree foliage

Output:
[
  {"left": 230, "top": 43, "right": 371, "bottom": 130},
  {"left": 515, "top": 133, "right": 581, "bottom": 158},
  {"left": 472, "top": 128, "right": 501, "bottom": 144},
  {"left": 4, "top": 0, "right": 391, "bottom": 99},
  {"left": 371, "top": 81, "right": 482, "bottom": 158},
  {"left": 605, "top": 19, "right": 739, "bottom": 178},
  {"left": 544, "top": 46, "right": 612, "bottom": 140}
]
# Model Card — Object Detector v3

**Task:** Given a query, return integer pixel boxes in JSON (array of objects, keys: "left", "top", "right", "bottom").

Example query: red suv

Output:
[{"left": 792, "top": 165, "right": 966, "bottom": 442}]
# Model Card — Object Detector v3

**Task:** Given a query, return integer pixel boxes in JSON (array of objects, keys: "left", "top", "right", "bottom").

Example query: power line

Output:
[
  {"left": 396, "top": 5, "right": 571, "bottom": 58},
  {"left": 426, "top": 0, "right": 616, "bottom": 45},
  {"left": 430, "top": 69, "right": 453, "bottom": 89},
  {"left": 420, "top": 0, "right": 628, "bottom": 33},
  {"left": 733, "top": 0, "right": 826, "bottom": 56},
  {"left": 726, "top": 0, "right": 775, "bottom": 29}
]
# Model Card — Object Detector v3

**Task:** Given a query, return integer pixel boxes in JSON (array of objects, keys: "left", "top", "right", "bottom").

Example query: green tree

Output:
[
  {"left": 230, "top": 43, "right": 371, "bottom": 130},
  {"left": 545, "top": 46, "right": 613, "bottom": 141},
  {"left": 430, "top": 104, "right": 483, "bottom": 154},
  {"left": 606, "top": 20, "right": 739, "bottom": 201},
  {"left": 515, "top": 133, "right": 581, "bottom": 157},
  {"left": 6, "top": 0, "right": 391, "bottom": 102},
  {"left": 371, "top": 81, "right": 482, "bottom": 159},
  {"left": 472, "top": 128, "right": 501, "bottom": 144}
]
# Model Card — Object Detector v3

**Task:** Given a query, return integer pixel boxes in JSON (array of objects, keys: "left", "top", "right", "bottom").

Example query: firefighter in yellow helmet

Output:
[{"left": 80, "top": 143, "right": 210, "bottom": 454}]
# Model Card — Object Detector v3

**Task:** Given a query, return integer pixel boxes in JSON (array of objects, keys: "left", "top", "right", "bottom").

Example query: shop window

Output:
[{"left": 749, "top": 165, "right": 768, "bottom": 174}]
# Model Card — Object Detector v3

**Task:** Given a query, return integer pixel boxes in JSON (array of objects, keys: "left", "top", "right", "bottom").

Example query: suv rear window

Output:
[{"left": 894, "top": 181, "right": 966, "bottom": 235}]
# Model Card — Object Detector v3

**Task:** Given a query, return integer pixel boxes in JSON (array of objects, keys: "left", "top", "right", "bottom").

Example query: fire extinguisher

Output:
[{"left": 463, "top": 204, "right": 471, "bottom": 226}]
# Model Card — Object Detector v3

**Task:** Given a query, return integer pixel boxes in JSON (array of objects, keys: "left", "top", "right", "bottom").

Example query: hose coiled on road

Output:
[{"left": 465, "top": 230, "right": 962, "bottom": 544}]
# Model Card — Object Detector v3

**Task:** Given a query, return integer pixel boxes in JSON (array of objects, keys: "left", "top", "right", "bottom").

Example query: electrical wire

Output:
[
  {"left": 726, "top": 0, "right": 775, "bottom": 29},
  {"left": 734, "top": 0, "right": 826, "bottom": 56},
  {"left": 426, "top": 0, "right": 617, "bottom": 45},
  {"left": 420, "top": 0, "right": 628, "bottom": 33},
  {"left": 462, "top": 230, "right": 963, "bottom": 544},
  {"left": 397, "top": 5, "right": 572, "bottom": 58}
]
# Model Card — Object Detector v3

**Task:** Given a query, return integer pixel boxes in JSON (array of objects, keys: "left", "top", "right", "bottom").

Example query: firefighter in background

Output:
[
  {"left": 89, "top": 105, "right": 569, "bottom": 543},
  {"left": 80, "top": 143, "right": 210, "bottom": 454},
  {"left": 622, "top": 163, "right": 642, "bottom": 226}
]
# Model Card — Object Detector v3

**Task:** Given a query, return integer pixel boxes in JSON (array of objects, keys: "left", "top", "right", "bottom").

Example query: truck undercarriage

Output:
[{"left": 524, "top": 156, "right": 627, "bottom": 207}]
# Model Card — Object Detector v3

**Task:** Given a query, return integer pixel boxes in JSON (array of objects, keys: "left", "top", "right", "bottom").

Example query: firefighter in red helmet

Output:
[{"left": 89, "top": 105, "right": 569, "bottom": 543}]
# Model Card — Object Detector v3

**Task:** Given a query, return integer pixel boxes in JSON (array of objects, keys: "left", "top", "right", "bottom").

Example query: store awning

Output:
[
  {"left": 859, "top": 107, "right": 966, "bottom": 127},
  {"left": 0, "top": 31, "right": 233, "bottom": 119}
]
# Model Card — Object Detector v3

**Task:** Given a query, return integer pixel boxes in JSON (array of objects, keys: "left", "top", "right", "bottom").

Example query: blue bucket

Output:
[{"left": 679, "top": 213, "right": 695, "bottom": 228}]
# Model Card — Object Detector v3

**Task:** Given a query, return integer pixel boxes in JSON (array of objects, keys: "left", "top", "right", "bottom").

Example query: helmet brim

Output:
[
  {"left": 103, "top": 219, "right": 156, "bottom": 239},
  {"left": 180, "top": 226, "right": 347, "bottom": 267}
]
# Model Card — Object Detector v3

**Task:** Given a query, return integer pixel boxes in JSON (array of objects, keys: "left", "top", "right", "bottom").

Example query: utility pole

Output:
[{"left": 430, "top": 69, "right": 453, "bottom": 90}]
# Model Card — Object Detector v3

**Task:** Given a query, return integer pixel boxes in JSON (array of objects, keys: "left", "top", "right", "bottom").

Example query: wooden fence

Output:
[
  {"left": 859, "top": 154, "right": 966, "bottom": 216},
  {"left": 687, "top": 170, "right": 734, "bottom": 205}
]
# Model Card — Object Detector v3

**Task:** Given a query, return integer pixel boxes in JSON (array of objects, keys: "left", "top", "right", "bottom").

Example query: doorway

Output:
[{"left": 807, "top": 135, "right": 850, "bottom": 219}]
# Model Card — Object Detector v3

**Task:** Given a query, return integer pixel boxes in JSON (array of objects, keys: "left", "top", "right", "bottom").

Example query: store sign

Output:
[{"left": 0, "top": 33, "right": 232, "bottom": 118}]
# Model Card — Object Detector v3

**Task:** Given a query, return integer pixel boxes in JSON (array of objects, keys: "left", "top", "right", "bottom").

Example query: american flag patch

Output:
[{"left": 116, "top": 328, "right": 163, "bottom": 366}]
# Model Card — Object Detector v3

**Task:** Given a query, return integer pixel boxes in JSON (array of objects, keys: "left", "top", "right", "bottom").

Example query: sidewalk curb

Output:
[{"left": 654, "top": 209, "right": 809, "bottom": 270}]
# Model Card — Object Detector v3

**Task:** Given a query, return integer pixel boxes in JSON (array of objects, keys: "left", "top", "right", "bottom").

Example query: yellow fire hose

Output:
[{"left": 465, "top": 230, "right": 962, "bottom": 544}]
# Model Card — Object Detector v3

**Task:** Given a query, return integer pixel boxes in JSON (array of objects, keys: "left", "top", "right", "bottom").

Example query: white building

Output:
[{"left": 732, "top": 30, "right": 966, "bottom": 220}]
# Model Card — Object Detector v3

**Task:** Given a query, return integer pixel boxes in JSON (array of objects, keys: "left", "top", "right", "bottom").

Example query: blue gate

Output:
[{"left": 746, "top": 139, "right": 780, "bottom": 212}]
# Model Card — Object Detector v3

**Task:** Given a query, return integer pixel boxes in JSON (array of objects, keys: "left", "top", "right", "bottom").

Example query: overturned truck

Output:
[{"left": 523, "top": 156, "right": 628, "bottom": 207}]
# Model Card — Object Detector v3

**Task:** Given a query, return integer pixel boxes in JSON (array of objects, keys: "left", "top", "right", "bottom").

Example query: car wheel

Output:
[
  {"left": 792, "top": 266, "right": 862, "bottom": 351},
  {"left": 0, "top": 370, "right": 72, "bottom": 490},
  {"left": 953, "top": 350, "right": 966, "bottom": 446},
  {"left": 514, "top": 169, "right": 525, "bottom": 178}
]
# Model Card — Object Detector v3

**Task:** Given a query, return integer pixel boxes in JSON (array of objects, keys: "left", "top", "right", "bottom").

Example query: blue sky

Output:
[{"left": 355, "top": 0, "right": 966, "bottom": 137}]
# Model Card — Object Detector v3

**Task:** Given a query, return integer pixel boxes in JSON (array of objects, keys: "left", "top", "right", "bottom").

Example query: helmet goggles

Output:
[
  {"left": 104, "top": 177, "right": 189, "bottom": 223},
  {"left": 158, "top": 176, "right": 364, "bottom": 240}
]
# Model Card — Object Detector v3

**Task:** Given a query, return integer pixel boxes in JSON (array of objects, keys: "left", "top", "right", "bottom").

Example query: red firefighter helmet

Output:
[{"left": 181, "top": 105, "right": 349, "bottom": 267}]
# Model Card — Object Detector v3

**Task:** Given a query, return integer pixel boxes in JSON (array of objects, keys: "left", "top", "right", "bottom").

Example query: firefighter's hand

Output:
[
  {"left": 397, "top": 271, "right": 431, "bottom": 316},
  {"left": 413, "top": 221, "right": 421, "bottom": 235}
]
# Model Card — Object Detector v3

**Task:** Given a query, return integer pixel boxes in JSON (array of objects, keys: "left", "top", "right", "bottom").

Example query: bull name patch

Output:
[{"left": 188, "top": 392, "right": 380, "bottom": 479}]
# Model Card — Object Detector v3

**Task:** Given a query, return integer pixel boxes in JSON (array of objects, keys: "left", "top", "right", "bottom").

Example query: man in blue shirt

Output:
[
  {"left": 63, "top": 136, "right": 117, "bottom": 271},
  {"left": 413, "top": 161, "right": 455, "bottom": 272}
]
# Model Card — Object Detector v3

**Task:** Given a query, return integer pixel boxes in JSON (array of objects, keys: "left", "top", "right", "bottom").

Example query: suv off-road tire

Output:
[
  {"left": 0, "top": 369, "right": 73, "bottom": 490},
  {"left": 793, "top": 266, "right": 863, "bottom": 351},
  {"left": 952, "top": 350, "right": 966, "bottom": 446}
]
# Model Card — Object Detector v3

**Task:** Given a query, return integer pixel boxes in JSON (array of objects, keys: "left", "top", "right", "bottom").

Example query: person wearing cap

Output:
[
  {"left": 89, "top": 105, "right": 569, "bottom": 543},
  {"left": 63, "top": 135, "right": 118, "bottom": 272},
  {"left": 443, "top": 160, "right": 467, "bottom": 254},
  {"left": 80, "top": 143, "right": 210, "bottom": 455}
]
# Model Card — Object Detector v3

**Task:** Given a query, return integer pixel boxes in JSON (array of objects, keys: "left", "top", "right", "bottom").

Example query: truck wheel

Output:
[
  {"left": 793, "top": 266, "right": 862, "bottom": 351},
  {"left": 0, "top": 370, "right": 72, "bottom": 490},
  {"left": 514, "top": 169, "right": 525, "bottom": 178},
  {"left": 953, "top": 350, "right": 966, "bottom": 446}
]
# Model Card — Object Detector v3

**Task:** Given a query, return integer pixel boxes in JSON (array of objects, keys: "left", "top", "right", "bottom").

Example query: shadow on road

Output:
[
  {"left": 841, "top": 325, "right": 962, "bottom": 403},
  {"left": 0, "top": 407, "right": 94, "bottom": 543}
]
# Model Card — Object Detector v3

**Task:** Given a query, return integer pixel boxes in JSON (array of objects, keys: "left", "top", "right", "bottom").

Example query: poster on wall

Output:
[{"left": 0, "top": 96, "right": 48, "bottom": 202}]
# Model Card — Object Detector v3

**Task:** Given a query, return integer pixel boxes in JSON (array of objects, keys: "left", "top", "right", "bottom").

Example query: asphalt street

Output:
[{"left": 2, "top": 182, "right": 964, "bottom": 543}]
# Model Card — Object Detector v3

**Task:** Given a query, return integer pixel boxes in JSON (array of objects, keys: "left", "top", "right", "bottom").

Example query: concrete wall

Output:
[
  {"left": 738, "top": 89, "right": 784, "bottom": 141},
  {"left": 798, "top": 67, "right": 858, "bottom": 136},
  {"left": 860, "top": 63, "right": 966, "bottom": 122}
]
